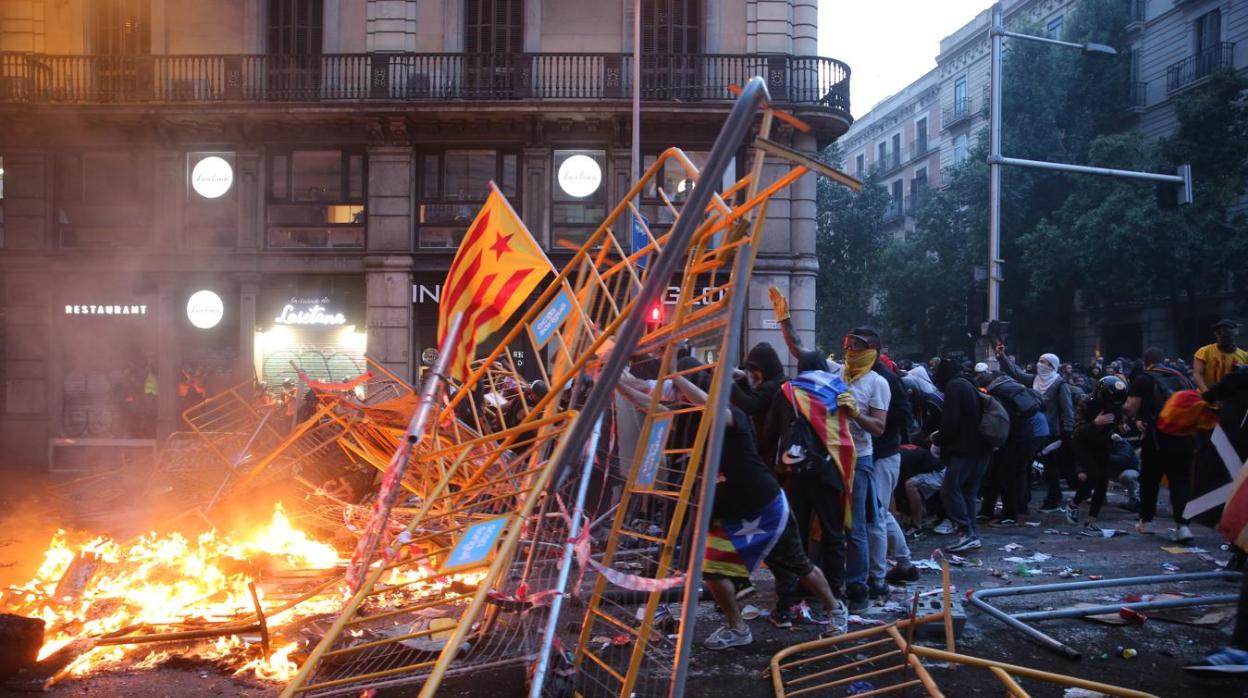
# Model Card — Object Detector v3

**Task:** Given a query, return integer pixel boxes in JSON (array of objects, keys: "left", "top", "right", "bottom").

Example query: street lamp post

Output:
[{"left": 985, "top": 2, "right": 1188, "bottom": 363}]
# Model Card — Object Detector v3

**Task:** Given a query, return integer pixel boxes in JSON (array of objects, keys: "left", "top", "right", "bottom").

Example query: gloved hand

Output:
[
  {"left": 768, "top": 285, "right": 791, "bottom": 323},
  {"left": 836, "top": 391, "right": 860, "bottom": 418}
]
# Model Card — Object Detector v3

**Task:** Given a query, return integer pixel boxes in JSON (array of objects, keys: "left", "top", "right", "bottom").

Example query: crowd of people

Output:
[{"left": 626, "top": 293, "right": 1248, "bottom": 672}]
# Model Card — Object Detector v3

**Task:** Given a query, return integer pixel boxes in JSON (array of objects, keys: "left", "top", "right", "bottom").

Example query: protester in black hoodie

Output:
[
  {"left": 732, "top": 342, "right": 786, "bottom": 437},
  {"left": 932, "top": 358, "right": 991, "bottom": 553}
]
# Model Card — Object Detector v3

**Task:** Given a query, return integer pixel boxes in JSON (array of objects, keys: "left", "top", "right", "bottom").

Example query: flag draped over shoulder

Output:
[
  {"left": 782, "top": 370, "right": 857, "bottom": 526},
  {"left": 438, "top": 187, "right": 554, "bottom": 382}
]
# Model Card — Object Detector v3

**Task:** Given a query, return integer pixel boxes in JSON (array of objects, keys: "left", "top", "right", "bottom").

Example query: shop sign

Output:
[
  {"left": 274, "top": 297, "right": 347, "bottom": 326},
  {"left": 530, "top": 289, "right": 574, "bottom": 348},
  {"left": 64, "top": 304, "right": 147, "bottom": 316},
  {"left": 413, "top": 283, "right": 441, "bottom": 304},
  {"left": 557, "top": 154, "right": 602, "bottom": 198},
  {"left": 186, "top": 289, "right": 224, "bottom": 329},
  {"left": 191, "top": 155, "right": 234, "bottom": 199}
]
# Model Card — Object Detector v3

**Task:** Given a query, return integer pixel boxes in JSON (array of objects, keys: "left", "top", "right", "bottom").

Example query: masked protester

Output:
[
  {"left": 997, "top": 346, "right": 1076, "bottom": 511},
  {"left": 931, "top": 358, "right": 992, "bottom": 553},
  {"left": 1193, "top": 319, "right": 1248, "bottom": 392},
  {"left": 731, "top": 342, "right": 786, "bottom": 437},
  {"left": 1064, "top": 376, "right": 1130, "bottom": 533},
  {"left": 827, "top": 330, "right": 891, "bottom": 613}
]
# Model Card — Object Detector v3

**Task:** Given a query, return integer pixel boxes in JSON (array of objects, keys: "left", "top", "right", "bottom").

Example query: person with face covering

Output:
[
  {"left": 931, "top": 358, "right": 992, "bottom": 553},
  {"left": 1193, "top": 319, "right": 1248, "bottom": 392},
  {"left": 997, "top": 346, "right": 1076, "bottom": 511},
  {"left": 731, "top": 342, "right": 787, "bottom": 438}
]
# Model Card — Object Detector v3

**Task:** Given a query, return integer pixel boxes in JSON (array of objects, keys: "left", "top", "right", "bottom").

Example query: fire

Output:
[{"left": 2, "top": 503, "right": 346, "bottom": 682}]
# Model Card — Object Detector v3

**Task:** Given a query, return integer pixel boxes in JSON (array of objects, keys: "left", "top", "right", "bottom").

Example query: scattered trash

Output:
[
  {"left": 1044, "top": 528, "right": 1064, "bottom": 534},
  {"left": 878, "top": 602, "right": 908, "bottom": 614},
  {"left": 1056, "top": 567, "right": 1081, "bottom": 578},
  {"left": 740, "top": 604, "right": 760, "bottom": 620},
  {"left": 946, "top": 555, "right": 983, "bottom": 567},
  {"left": 1161, "top": 546, "right": 1208, "bottom": 554},
  {"left": 1118, "top": 608, "right": 1148, "bottom": 624},
  {"left": 1025, "top": 521, "right": 1042, "bottom": 527},
  {"left": 913, "top": 558, "right": 943, "bottom": 571},
  {"left": 1064, "top": 688, "right": 1112, "bottom": 697},
  {"left": 1081, "top": 528, "right": 1126, "bottom": 539},
  {"left": 1002, "top": 552, "right": 1051, "bottom": 564},
  {"left": 1001, "top": 543, "right": 1024, "bottom": 552},
  {"left": 1087, "top": 575, "right": 1104, "bottom": 580},
  {"left": 1120, "top": 647, "right": 1137, "bottom": 659},
  {"left": 846, "top": 681, "right": 876, "bottom": 695},
  {"left": 1196, "top": 553, "right": 1227, "bottom": 568},
  {"left": 847, "top": 615, "right": 885, "bottom": 627},
  {"left": 990, "top": 568, "right": 1011, "bottom": 579},
  {"left": 1161, "top": 562, "right": 1181, "bottom": 573},
  {"left": 1013, "top": 564, "right": 1041, "bottom": 577}
]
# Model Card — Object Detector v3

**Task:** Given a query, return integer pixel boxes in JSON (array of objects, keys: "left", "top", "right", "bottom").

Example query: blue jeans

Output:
[
  {"left": 846, "top": 453, "right": 874, "bottom": 587},
  {"left": 941, "top": 453, "right": 990, "bottom": 537}
]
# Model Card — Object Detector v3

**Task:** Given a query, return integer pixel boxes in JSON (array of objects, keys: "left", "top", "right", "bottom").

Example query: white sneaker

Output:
[
  {"left": 1172, "top": 525, "right": 1194, "bottom": 543},
  {"left": 703, "top": 624, "right": 753, "bottom": 650},
  {"left": 933, "top": 519, "right": 955, "bottom": 535},
  {"left": 1135, "top": 520, "right": 1155, "bottom": 535},
  {"left": 820, "top": 602, "right": 849, "bottom": 638}
]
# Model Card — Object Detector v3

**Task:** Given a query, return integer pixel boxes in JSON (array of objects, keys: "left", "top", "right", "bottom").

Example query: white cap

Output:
[{"left": 974, "top": 362, "right": 990, "bottom": 374}]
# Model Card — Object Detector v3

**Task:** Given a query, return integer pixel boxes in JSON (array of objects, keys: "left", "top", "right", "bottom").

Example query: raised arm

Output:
[{"left": 769, "top": 286, "right": 805, "bottom": 359}]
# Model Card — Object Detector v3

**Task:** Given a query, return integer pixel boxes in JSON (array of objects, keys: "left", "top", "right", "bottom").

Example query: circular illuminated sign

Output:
[
  {"left": 187, "top": 290, "right": 224, "bottom": 329},
  {"left": 557, "top": 154, "right": 602, "bottom": 198},
  {"left": 191, "top": 156, "right": 234, "bottom": 199}
]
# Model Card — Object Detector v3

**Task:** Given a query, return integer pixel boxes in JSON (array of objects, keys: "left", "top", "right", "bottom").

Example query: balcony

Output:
[
  {"left": 882, "top": 200, "right": 902, "bottom": 223},
  {"left": 1166, "top": 42, "right": 1236, "bottom": 94},
  {"left": 0, "top": 51, "right": 850, "bottom": 116},
  {"left": 942, "top": 96, "right": 973, "bottom": 130},
  {"left": 1126, "top": 0, "right": 1146, "bottom": 32},
  {"left": 909, "top": 138, "right": 929, "bottom": 159},
  {"left": 905, "top": 186, "right": 930, "bottom": 215},
  {"left": 873, "top": 151, "right": 901, "bottom": 175}
]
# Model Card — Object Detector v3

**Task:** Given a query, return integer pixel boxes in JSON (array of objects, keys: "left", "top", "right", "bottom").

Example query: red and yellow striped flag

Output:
[
  {"left": 781, "top": 374, "right": 857, "bottom": 527},
  {"left": 437, "top": 186, "right": 553, "bottom": 382}
]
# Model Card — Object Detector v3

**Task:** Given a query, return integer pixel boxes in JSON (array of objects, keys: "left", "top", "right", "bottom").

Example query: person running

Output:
[
  {"left": 998, "top": 346, "right": 1075, "bottom": 512},
  {"left": 1124, "top": 347, "right": 1196, "bottom": 541},
  {"left": 1064, "top": 376, "right": 1130, "bottom": 533},
  {"left": 932, "top": 358, "right": 992, "bottom": 553},
  {"left": 1193, "top": 319, "right": 1248, "bottom": 392}
]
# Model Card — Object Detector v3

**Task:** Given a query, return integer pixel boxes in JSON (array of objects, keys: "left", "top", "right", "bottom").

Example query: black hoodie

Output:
[
  {"left": 933, "top": 361, "right": 989, "bottom": 459},
  {"left": 731, "top": 342, "right": 786, "bottom": 438}
]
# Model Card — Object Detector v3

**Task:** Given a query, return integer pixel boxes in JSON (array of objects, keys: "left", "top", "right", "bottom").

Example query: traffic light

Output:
[
  {"left": 644, "top": 301, "right": 665, "bottom": 329},
  {"left": 1156, "top": 164, "right": 1193, "bottom": 209}
]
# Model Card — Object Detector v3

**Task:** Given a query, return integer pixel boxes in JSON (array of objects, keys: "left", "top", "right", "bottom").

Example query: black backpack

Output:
[
  {"left": 777, "top": 395, "right": 836, "bottom": 485},
  {"left": 986, "top": 376, "right": 1044, "bottom": 420},
  {"left": 1146, "top": 366, "right": 1194, "bottom": 421}
]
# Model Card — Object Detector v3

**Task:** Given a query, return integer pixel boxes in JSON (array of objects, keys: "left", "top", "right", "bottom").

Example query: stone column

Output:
[
  {"left": 366, "top": 144, "right": 414, "bottom": 253},
  {"left": 155, "top": 275, "right": 180, "bottom": 441},
  {"left": 236, "top": 273, "right": 260, "bottom": 382},
  {"left": 748, "top": 0, "right": 793, "bottom": 55},
  {"left": 522, "top": 147, "right": 550, "bottom": 246},
  {"left": 367, "top": 0, "right": 419, "bottom": 52},
  {"left": 365, "top": 256, "right": 414, "bottom": 382},
  {"left": 792, "top": 0, "right": 818, "bottom": 55},
  {"left": 236, "top": 151, "right": 261, "bottom": 251}
]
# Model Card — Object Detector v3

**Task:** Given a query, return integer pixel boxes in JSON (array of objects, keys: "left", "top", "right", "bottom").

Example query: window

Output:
[
  {"left": 913, "top": 166, "right": 928, "bottom": 186},
  {"left": 267, "top": 149, "right": 366, "bottom": 249},
  {"left": 91, "top": 0, "right": 150, "bottom": 55},
  {"left": 953, "top": 76, "right": 968, "bottom": 115},
  {"left": 55, "top": 152, "right": 154, "bottom": 248},
  {"left": 953, "top": 134, "right": 969, "bottom": 165},
  {"left": 417, "top": 150, "right": 518, "bottom": 249},
  {"left": 268, "top": 0, "right": 324, "bottom": 55},
  {"left": 465, "top": 0, "right": 524, "bottom": 53},
  {"left": 642, "top": 0, "right": 701, "bottom": 54},
  {"left": 1046, "top": 15, "right": 1063, "bottom": 40},
  {"left": 915, "top": 117, "right": 928, "bottom": 154},
  {"left": 877, "top": 142, "right": 887, "bottom": 170},
  {"left": 855, "top": 153, "right": 865, "bottom": 177},
  {"left": 891, "top": 133, "right": 901, "bottom": 167},
  {"left": 552, "top": 149, "right": 607, "bottom": 249},
  {"left": 1195, "top": 9, "right": 1221, "bottom": 54}
]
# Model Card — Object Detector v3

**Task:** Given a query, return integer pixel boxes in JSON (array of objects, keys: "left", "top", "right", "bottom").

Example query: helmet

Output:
[{"left": 1094, "top": 375, "right": 1129, "bottom": 406}]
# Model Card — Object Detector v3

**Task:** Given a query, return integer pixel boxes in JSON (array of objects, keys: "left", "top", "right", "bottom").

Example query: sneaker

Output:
[
  {"left": 1185, "top": 646, "right": 1248, "bottom": 674},
  {"left": 820, "top": 602, "right": 849, "bottom": 638},
  {"left": 932, "top": 519, "right": 956, "bottom": 535},
  {"left": 1135, "top": 519, "right": 1156, "bottom": 535},
  {"left": 885, "top": 561, "right": 920, "bottom": 585},
  {"left": 703, "top": 624, "right": 753, "bottom": 650},
  {"left": 795, "top": 601, "right": 830, "bottom": 626},
  {"left": 868, "top": 579, "right": 891, "bottom": 600},
  {"left": 945, "top": 535, "right": 981, "bottom": 553},
  {"left": 1173, "top": 525, "right": 1194, "bottom": 543},
  {"left": 1063, "top": 504, "right": 1080, "bottom": 526},
  {"left": 768, "top": 605, "right": 794, "bottom": 629},
  {"left": 845, "top": 583, "right": 869, "bottom": 614},
  {"left": 1082, "top": 521, "right": 1103, "bottom": 535},
  {"left": 1038, "top": 502, "right": 1063, "bottom": 514}
]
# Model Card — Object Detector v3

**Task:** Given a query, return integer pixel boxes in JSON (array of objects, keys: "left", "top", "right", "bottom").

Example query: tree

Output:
[{"left": 813, "top": 146, "right": 891, "bottom": 351}]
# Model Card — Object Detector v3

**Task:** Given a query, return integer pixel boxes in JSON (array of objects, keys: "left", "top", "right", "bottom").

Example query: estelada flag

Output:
[
  {"left": 438, "top": 186, "right": 553, "bottom": 382},
  {"left": 781, "top": 371, "right": 857, "bottom": 527}
]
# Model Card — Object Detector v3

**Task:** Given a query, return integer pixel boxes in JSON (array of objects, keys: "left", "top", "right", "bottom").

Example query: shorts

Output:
[
  {"left": 704, "top": 493, "right": 789, "bottom": 579},
  {"left": 910, "top": 470, "right": 944, "bottom": 500}
]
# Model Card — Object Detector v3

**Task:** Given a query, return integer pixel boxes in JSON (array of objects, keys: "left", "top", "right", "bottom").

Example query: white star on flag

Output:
[
  {"left": 736, "top": 517, "right": 765, "bottom": 545},
  {"left": 1184, "top": 425, "right": 1246, "bottom": 519}
]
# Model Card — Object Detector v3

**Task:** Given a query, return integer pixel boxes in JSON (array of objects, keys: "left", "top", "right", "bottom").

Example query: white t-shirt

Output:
[{"left": 828, "top": 367, "right": 891, "bottom": 457}]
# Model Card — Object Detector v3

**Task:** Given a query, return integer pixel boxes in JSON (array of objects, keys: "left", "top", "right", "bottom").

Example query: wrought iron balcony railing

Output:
[
  {"left": 0, "top": 51, "right": 850, "bottom": 115},
  {"left": 942, "top": 96, "right": 973, "bottom": 130},
  {"left": 910, "top": 138, "right": 929, "bottom": 158},
  {"left": 1166, "top": 42, "right": 1235, "bottom": 94}
]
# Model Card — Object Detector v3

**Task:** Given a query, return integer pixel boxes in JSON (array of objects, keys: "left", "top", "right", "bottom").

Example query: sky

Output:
[{"left": 819, "top": 0, "right": 994, "bottom": 119}]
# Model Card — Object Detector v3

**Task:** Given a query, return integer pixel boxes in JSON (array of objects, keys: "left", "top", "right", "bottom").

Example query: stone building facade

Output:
[{"left": 0, "top": 0, "right": 851, "bottom": 467}]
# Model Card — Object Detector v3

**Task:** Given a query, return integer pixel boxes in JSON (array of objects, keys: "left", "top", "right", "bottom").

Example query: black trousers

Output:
[
  {"left": 980, "top": 437, "right": 1035, "bottom": 519},
  {"left": 1071, "top": 440, "right": 1110, "bottom": 518},
  {"left": 778, "top": 472, "right": 846, "bottom": 600},
  {"left": 1039, "top": 436, "right": 1069, "bottom": 506},
  {"left": 1139, "top": 431, "right": 1195, "bottom": 525}
]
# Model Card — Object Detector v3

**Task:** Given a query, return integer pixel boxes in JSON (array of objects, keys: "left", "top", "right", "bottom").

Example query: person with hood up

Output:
[
  {"left": 932, "top": 358, "right": 992, "bottom": 553},
  {"left": 1064, "top": 376, "right": 1131, "bottom": 533},
  {"left": 732, "top": 342, "right": 787, "bottom": 438},
  {"left": 997, "top": 346, "right": 1076, "bottom": 512}
]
